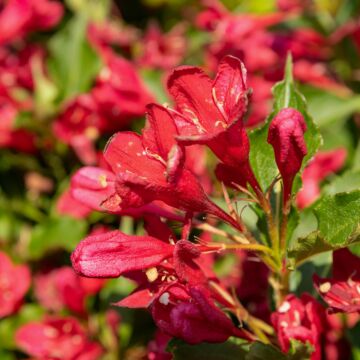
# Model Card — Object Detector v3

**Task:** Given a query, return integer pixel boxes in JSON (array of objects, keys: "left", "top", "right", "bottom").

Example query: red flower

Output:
[
  {"left": 151, "top": 284, "right": 248, "bottom": 344},
  {"left": 0, "top": 252, "right": 30, "bottom": 318},
  {"left": 167, "top": 55, "right": 262, "bottom": 191},
  {"left": 297, "top": 148, "right": 347, "bottom": 208},
  {"left": 0, "top": 0, "right": 63, "bottom": 45},
  {"left": 88, "top": 21, "right": 138, "bottom": 55},
  {"left": 0, "top": 82, "right": 35, "bottom": 153},
  {"left": 314, "top": 249, "right": 360, "bottom": 314},
  {"left": 138, "top": 22, "right": 186, "bottom": 70},
  {"left": 15, "top": 316, "right": 103, "bottom": 360},
  {"left": 197, "top": 1, "right": 282, "bottom": 73},
  {"left": 293, "top": 61, "right": 350, "bottom": 96},
  {"left": 34, "top": 266, "right": 105, "bottom": 315},
  {"left": 271, "top": 294, "right": 325, "bottom": 360},
  {"left": 103, "top": 103, "right": 241, "bottom": 229},
  {"left": 267, "top": 108, "right": 307, "bottom": 204},
  {"left": 70, "top": 165, "right": 185, "bottom": 222},
  {"left": 53, "top": 95, "right": 109, "bottom": 165},
  {"left": 92, "top": 52, "right": 153, "bottom": 124}
]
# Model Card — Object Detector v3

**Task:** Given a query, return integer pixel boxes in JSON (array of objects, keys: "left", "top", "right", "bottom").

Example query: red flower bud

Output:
[{"left": 267, "top": 108, "right": 307, "bottom": 203}]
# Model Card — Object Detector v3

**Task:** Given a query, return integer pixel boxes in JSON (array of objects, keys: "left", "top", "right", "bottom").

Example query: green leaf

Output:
[
  {"left": 288, "top": 190, "right": 360, "bottom": 266},
  {"left": 288, "top": 231, "right": 333, "bottom": 268},
  {"left": 249, "top": 55, "right": 322, "bottom": 191},
  {"left": 48, "top": 14, "right": 102, "bottom": 102},
  {"left": 168, "top": 338, "right": 249, "bottom": 360},
  {"left": 287, "top": 339, "right": 314, "bottom": 360},
  {"left": 246, "top": 342, "right": 287, "bottom": 360},
  {"left": 314, "top": 190, "right": 360, "bottom": 246},
  {"left": 28, "top": 216, "right": 88, "bottom": 259},
  {"left": 284, "top": 206, "right": 300, "bottom": 247},
  {"left": 353, "top": 142, "right": 360, "bottom": 171}
]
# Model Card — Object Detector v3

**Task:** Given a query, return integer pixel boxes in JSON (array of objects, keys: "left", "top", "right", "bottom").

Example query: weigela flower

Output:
[
  {"left": 297, "top": 148, "right": 347, "bottom": 208},
  {"left": 92, "top": 51, "right": 153, "bottom": 124},
  {"left": 0, "top": 79, "right": 35, "bottom": 153},
  {"left": 150, "top": 284, "right": 248, "bottom": 344},
  {"left": 15, "top": 316, "right": 103, "bottom": 360},
  {"left": 0, "top": 0, "right": 63, "bottom": 45},
  {"left": 0, "top": 252, "right": 30, "bottom": 318},
  {"left": 271, "top": 294, "right": 325, "bottom": 360},
  {"left": 53, "top": 94, "right": 109, "bottom": 165},
  {"left": 197, "top": 1, "right": 282, "bottom": 73},
  {"left": 138, "top": 22, "right": 186, "bottom": 70},
  {"left": 88, "top": 21, "right": 138, "bottom": 55},
  {"left": 166, "top": 55, "right": 262, "bottom": 191},
  {"left": 293, "top": 61, "right": 350, "bottom": 96},
  {"left": 34, "top": 266, "right": 105, "bottom": 315},
  {"left": 314, "top": 249, "right": 360, "bottom": 314},
  {"left": 267, "top": 107, "right": 307, "bottom": 203},
  {"left": 103, "top": 103, "right": 241, "bottom": 229}
]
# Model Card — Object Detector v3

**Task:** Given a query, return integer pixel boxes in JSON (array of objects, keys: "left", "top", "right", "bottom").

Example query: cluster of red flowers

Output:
[
  {"left": 68, "top": 55, "right": 358, "bottom": 358},
  {"left": 1, "top": 0, "right": 359, "bottom": 359}
]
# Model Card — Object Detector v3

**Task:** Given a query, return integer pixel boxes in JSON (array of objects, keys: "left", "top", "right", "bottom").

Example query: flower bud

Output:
[{"left": 267, "top": 108, "right": 307, "bottom": 204}]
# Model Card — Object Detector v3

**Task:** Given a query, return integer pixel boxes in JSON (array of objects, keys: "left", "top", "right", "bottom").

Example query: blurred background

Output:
[{"left": 0, "top": 0, "right": 360, "bottom": 359}]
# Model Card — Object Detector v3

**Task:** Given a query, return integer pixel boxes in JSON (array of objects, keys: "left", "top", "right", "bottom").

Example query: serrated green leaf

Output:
[
  {"left": 168, "top": 338, "right": 249, "bottom": 360},
  {"left": 288, "top": 231, "right": 333, "bottom": 268},
  {"left": 288, "top": 191, "right": 360, "bottom": 266},
  {"left": 314, "top": 190, "right": 360, "bottom": 246},
  {"left": 48, "top": 14, "right": 102, "bottom": 102},
  {"left": 28, "top": 216, "right": 88, "bottom": 259},
  {"left": 249, "top": 56, "right": 322, "bottom": 191}
]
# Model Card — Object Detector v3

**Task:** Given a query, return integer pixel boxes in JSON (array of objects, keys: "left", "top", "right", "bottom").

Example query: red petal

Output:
[
  {"left": 114, "top": 287, "right": 155, "bottom": 308},
  {"left": 104, "top": 132, "right": 164, "bottom": 180},
  {"left": 333, "top": 249, "right": 360, "bottom": 281},
  {"left": 213, "top": 55, "right": 248, "bottom": 123},
  {"left": 143, "top": 104, "right": 179, "bottom": 160},
  {"left": 167, "top": 66, "right": 224, "bottom": 134},
  {"left": 71, "top": 230, "right": 174, "bottom": 278},
  {"left": 71, "top": 166, "right": 118, "bottom": 212}
]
